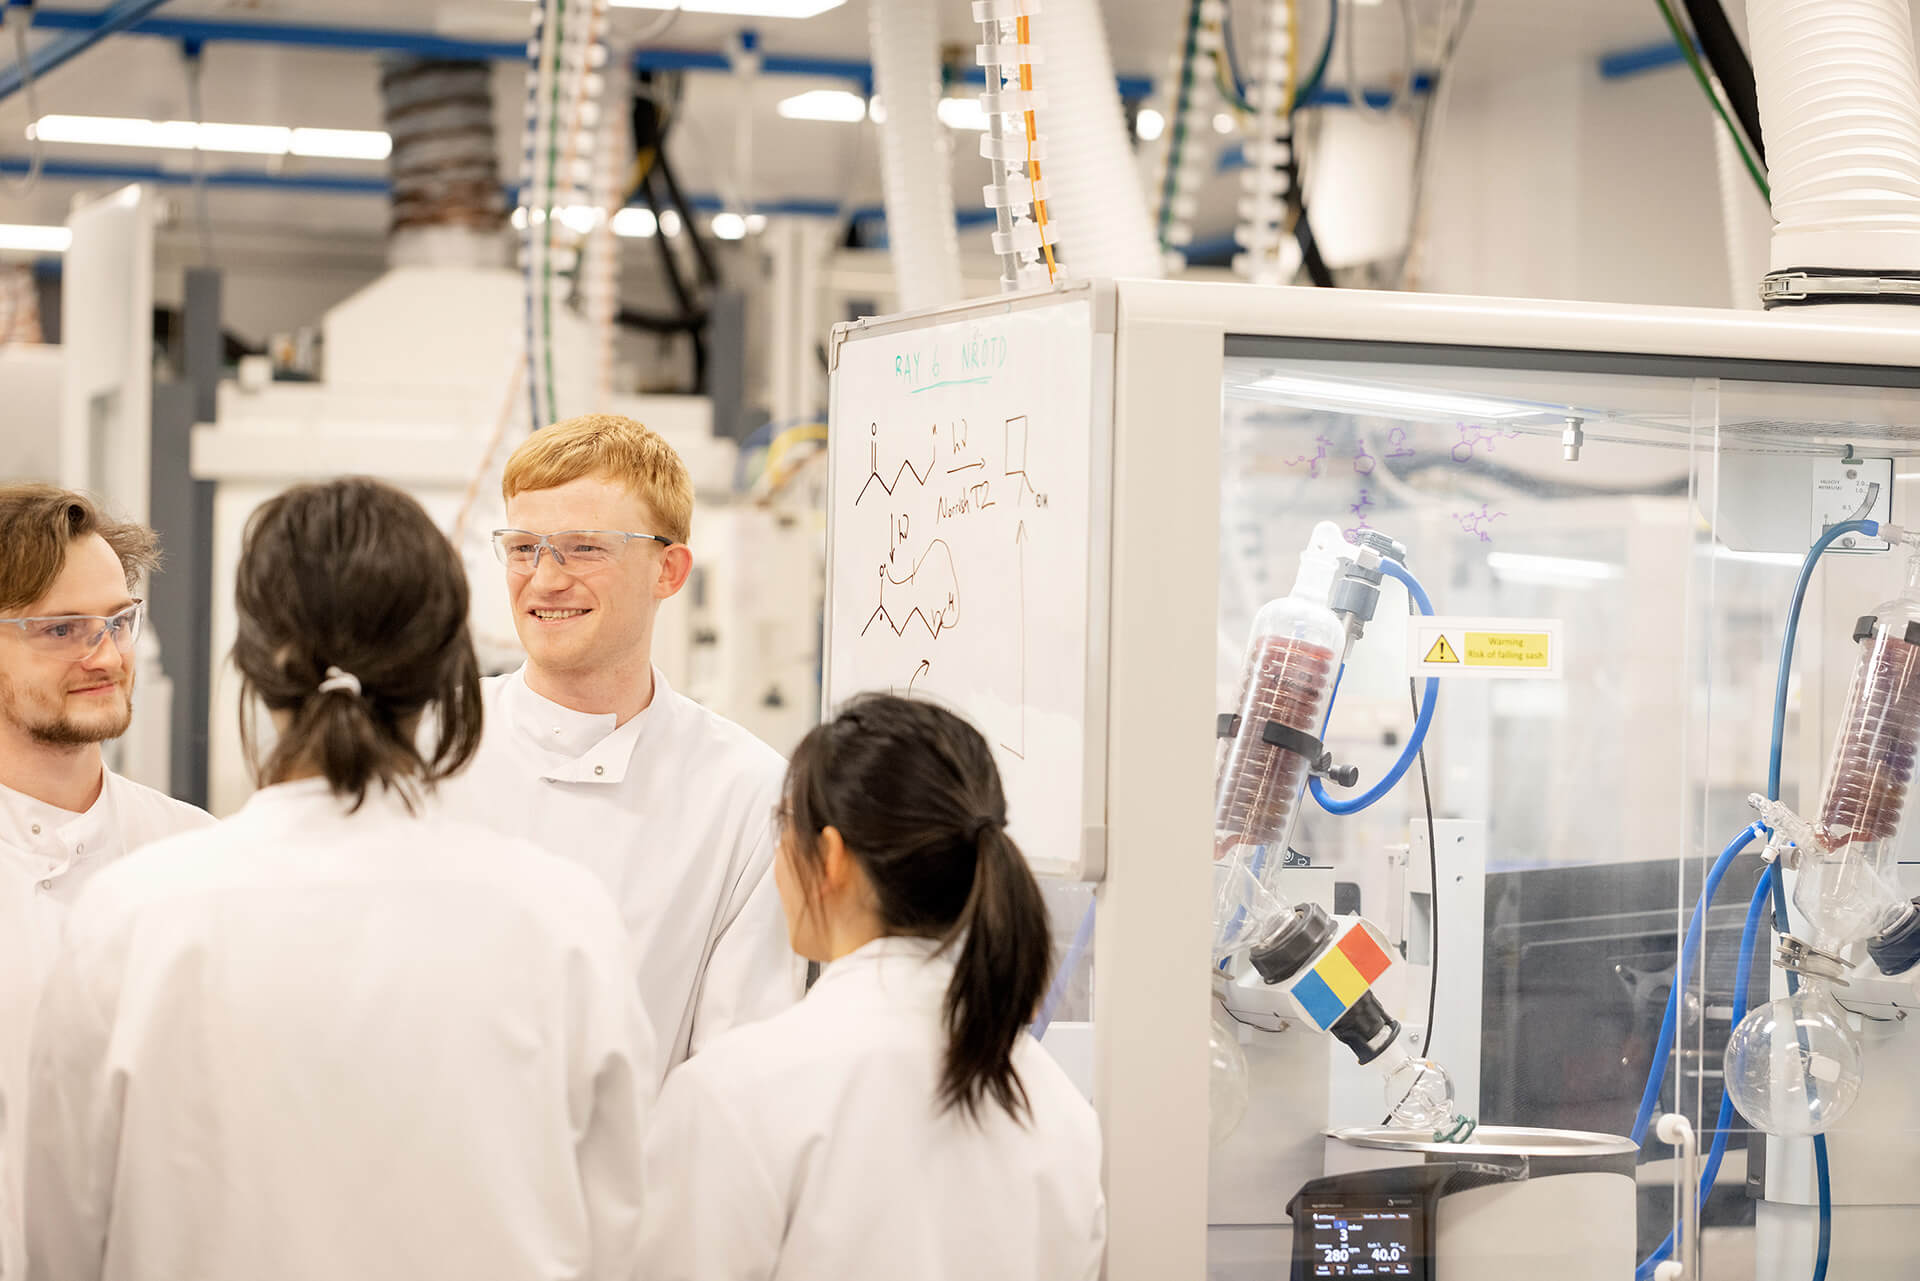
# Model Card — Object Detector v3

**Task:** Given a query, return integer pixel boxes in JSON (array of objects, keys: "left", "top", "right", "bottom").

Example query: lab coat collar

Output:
[
  {"left": 813, "top": 935, "right": 953, "bottom": 1001},
  {"left": 0, "top": 769, "right": 117, "bottom": 876},
  {"left": 233, "top": 777, "right": 416, "bottom": 828},
  {"left": 501, "top": 665, "right": 676, "bottom": 786}
]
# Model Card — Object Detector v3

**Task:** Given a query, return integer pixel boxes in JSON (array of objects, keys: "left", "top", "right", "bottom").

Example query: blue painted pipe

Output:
[{"left": 1, "top": 0, "right": 174, "bottom": 100}]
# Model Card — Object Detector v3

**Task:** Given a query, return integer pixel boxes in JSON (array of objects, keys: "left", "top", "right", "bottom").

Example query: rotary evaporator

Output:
[{"left": 1209, "top": 521, "right": 1638, "bottom": 1281}]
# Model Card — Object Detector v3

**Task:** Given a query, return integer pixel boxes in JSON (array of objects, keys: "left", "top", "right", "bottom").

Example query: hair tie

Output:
[
  {"left": 317, "top": 666, "right": 363, "bottom": 697},
  {"left": 966, "top": 814, "right": 1006, "bottom": 844}
]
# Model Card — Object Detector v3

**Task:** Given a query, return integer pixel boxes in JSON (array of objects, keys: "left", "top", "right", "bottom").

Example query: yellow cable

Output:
[{"left": 1016, "top": 15, "right": 1058, "bottom": 282}]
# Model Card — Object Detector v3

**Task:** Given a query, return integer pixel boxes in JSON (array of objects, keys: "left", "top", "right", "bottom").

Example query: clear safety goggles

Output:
[
  {"left": 491, "top": 529, "right": 676, "bottom": 574},
  {"left": 0, "top": 599, "right": 145, "bottom": 661}
]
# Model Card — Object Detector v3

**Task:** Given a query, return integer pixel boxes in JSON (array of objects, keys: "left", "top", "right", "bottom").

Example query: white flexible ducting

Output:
[
  {"left": 870, "top": 0, "right": 964, "bottom": 310},
  {"left": 1713, "top": 121, "right": 1763, "bottom": 308},
  {"left": 1746, "top": 0, "right": 1920, "bottom": 274},
  {"left": 1032, "top": 0, "right": 1164, "bottom": 279}
]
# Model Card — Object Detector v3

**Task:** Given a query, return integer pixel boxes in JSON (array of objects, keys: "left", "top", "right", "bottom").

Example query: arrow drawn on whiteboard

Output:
[
  {"left": 908, "top": 660, "right": 931, "bottom": 694},
  {"left": 1000, "top": 520, "right": 1029, "bottom": 760}
]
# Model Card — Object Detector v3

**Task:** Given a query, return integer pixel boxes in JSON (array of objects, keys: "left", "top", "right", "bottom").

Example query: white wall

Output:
[{"left": 1423, "top": 58, "right": 1774, "bottom": 309}]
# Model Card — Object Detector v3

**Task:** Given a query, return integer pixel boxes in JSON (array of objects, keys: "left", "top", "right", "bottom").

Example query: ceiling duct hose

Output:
[
  {"left": 870, "top": 0, "right": 964, "bottom": 310},
  {"left": 1747, "top": 0, "right": 1920, "bottom": 308},
  {"left": 1031, "top": 0, "right": 1164, "bottom": 279}
]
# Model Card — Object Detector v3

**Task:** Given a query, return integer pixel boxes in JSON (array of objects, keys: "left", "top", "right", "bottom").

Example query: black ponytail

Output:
[
  {"left": 234, "top": 478, "right": 483, "bottom": 812},
  {"left": 784, "top": 693, "right": 1055, "bottom": 1124}
]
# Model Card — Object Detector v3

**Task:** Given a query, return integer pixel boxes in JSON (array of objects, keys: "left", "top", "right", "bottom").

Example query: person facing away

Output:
[
  {"left": 635, "top": 693, "right": 1107, "bottom": 1281},
  {"left": 437, "top": 413, "right": 797, "bottom": 1086},
  {"left": 25, "top": 478, "right": 656, "bottom": 1281},
  {"left": 0, "top": 485, "right": 214, "bottom": 1281}
]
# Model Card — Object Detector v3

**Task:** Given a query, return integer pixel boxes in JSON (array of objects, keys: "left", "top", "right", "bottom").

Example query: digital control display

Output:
[{"left": 1305, "top": 1207, "right": 1417, "bottom": 1278}]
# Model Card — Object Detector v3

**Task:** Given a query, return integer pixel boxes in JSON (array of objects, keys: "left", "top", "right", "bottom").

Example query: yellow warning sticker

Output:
[
  {"left": 1411, "top": 616, "right": 1562, "bottom": 680},
  {"left": 1464, "top": 631, "right": 1551, "bottom": 669}
]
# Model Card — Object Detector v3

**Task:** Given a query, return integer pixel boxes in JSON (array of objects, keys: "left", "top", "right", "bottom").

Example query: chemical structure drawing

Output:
[
  {"left": 1452, "top": 505, "right": 1507, "bottom": 542},
  {"left": 1451, "top": 423, "right": 1525, "bottom": 464},
  {"left": 856, "top": 420, "right": 937, "bottom": 505},
  {"left": 863, "top": 538, "right": 961, "bottom": 639},
  {"left": 1346, "top": 489, "right": 1376, "bottom": 540},
  {"left": 1284, "top": 434, "right": 1334, "bottom": 478},
  {"left": 1353, "top": 440, "right": 1376, "bottom": 476},
  {"left": 1004, "top": 415, "right": 1048, "bottom": 507},
  {"left": 1384, "top": 427, "right": 1416, "bottom": 461}
]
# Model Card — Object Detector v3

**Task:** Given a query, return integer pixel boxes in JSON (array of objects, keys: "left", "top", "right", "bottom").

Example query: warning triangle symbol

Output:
[{"left": 1424, "top": 636, "right": 1460, "bottom": 664}]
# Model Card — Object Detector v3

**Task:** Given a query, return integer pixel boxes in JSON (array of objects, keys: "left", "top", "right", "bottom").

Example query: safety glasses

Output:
[{"left": 0, "top": 599, "right": 145, "bottom": 661}]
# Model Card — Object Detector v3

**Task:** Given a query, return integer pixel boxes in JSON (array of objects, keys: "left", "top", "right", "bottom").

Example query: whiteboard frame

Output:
[{"left": 825, "top": 280, "right": 1116, "bottom": 883}]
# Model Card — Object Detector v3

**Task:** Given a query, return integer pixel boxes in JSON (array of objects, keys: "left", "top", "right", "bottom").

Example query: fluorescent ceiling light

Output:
[
  {"left": 1212, "top": 112, "right": 1236, "bottom": 134},
  {"left": 0, "top": 224, "right": 70, "bottom": 253},
  {"left": 745, "top": 213, "right": 768, "bottom": 234},
  {"left": 611, "top": 207, "right": 658, "bottom": 238},
  {"left": 1487, "top": 552, "right": 1622, "bottom": 588},
  {"left": 777, "top": 89, "right": 869, "bottom": 123},
  {"left": 30, "top": 114, "right": 389, "bottom": 160},
  {"left": 937, "top": 97, "right": 989, "bottom": 131},
  {"left": 711, "top": 212, "right": 747, "bottom": 240},
  {"left": 1243, "top": 373, "right": 1536, "bottom": 422},
  {"left": 512, "top": 0, "right": 846, "bottom": 16},
  {"left": 1136, "top": 107, "right": 1166, "bottom": 141},
  {"left": 659, "top": 209, "right": 684, "bottom": 238}
]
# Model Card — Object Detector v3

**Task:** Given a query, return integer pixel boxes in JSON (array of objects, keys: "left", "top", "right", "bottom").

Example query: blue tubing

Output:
[
  {"left": 1768, "top": 519, "right": 1879, "bottom": 803},
  {"left": 1631, "top": 823, "right": 1763, "bottom": 1147},
  {"left": 1636, "top": 864, "right": 1776, "bottom": 1279},
  {"left": 1310, "top": 559, "right": 1439, "bottom": 816},
  {"left": 1758, "top": 522, "right": 1870, "bottom": 1281},
  {"left": 1032, "top": 898, "right": 1097, "bottom": 1040}
]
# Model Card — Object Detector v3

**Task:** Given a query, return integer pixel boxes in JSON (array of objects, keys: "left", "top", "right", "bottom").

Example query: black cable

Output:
[
  {"left": 1678, "top": 0, "right": 1766, "bottom": 166},
  {"left": 652, "top": 147, "right": 721, "bottom": 289},
  {"left": 1379, "top": 662, "right": 1443, "bottom": 1125},
  {"left": 1295, "top": 204, "right": 1335, "bottom": 287},
  {"left": 1411, "top": 674, "right": 1440, "bottom": 1061}
]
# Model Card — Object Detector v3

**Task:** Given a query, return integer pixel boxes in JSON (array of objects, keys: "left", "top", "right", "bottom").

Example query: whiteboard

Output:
[{"left": 826, "top": 289, "right": 1106, "bottom": 879}]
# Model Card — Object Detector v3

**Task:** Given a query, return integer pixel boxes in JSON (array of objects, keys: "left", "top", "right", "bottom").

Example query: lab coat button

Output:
[
  {"left": 39, "top": 879, "right": 52, "bottom": 891},
  {"left": 594, "top": 765, "right": 606, "bottom": 776}
]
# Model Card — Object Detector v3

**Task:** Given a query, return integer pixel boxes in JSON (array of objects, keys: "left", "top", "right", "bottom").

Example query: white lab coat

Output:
[
  {"left": 636, "top": 936, "right": 1107, "bottom": 1281},
  {"left": 438, "top": 666, "right": 798, "bottom": 1084},
  {"left": 0, "top": 770, "right": 213, "bottom": 1281},
  {"left": 24, "top": 778, "right": 655, "bottom": 1281}
]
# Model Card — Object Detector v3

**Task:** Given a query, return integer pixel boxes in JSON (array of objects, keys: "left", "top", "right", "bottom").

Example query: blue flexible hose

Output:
[
  {"left": 1759, "top": 521, "right": 1871, "bottom": 1281},
  {"left": 1636, "top": 863, "right": 1776, "bottom": 1279},
  {"left": 1631, "top": 823, "right": 1763, "bottom": 1147},
  {"left": 1310, "top": 559, "right": 1439, "bottom": 815},
  {"left": 1767, "top": 519, "right": 1880, "bottom": 803}
]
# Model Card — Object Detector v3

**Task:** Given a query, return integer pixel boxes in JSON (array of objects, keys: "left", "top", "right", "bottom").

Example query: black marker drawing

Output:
[
  {"left": 1000, "top": 519, "right": 1029, "bottom": 760},
  {"left": 862, "top": 539, "right": 961, "bottom": 640},
  {"left": 856, "top": 420, "right": 936, "bottom": 506}
]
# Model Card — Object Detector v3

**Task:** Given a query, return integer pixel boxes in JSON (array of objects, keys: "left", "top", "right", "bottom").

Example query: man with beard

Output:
[{"left": 0, "top": 484, "right": 214, "bottom": 1278}]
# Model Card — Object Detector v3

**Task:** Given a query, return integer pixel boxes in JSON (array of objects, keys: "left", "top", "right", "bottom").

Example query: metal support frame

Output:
[
  {"left": 19, "top": 7, "right": 1154, "bottom": 97},
  {"left": 0, "top": 0, "right": 173, "bottom": 100}
]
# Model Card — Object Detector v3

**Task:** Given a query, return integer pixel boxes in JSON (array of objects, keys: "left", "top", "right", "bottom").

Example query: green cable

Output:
[
  {"left": 1157, "top": 0, "right": 1207, "bottom": 250},
  {"left": 1652, "top": 0, "right": 1769, "bottom": 199},
  {"left": 541, "top": 0, "right": 567, "bottom": 425}
]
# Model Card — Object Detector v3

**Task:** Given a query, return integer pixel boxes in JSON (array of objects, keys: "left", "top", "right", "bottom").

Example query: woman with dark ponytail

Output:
[
  {"left": 27, "top": 478, "right": 656, "bottom": 1281},
  {"left": 636, "top": 692, "right": 1105, "bottom": 1281}
]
